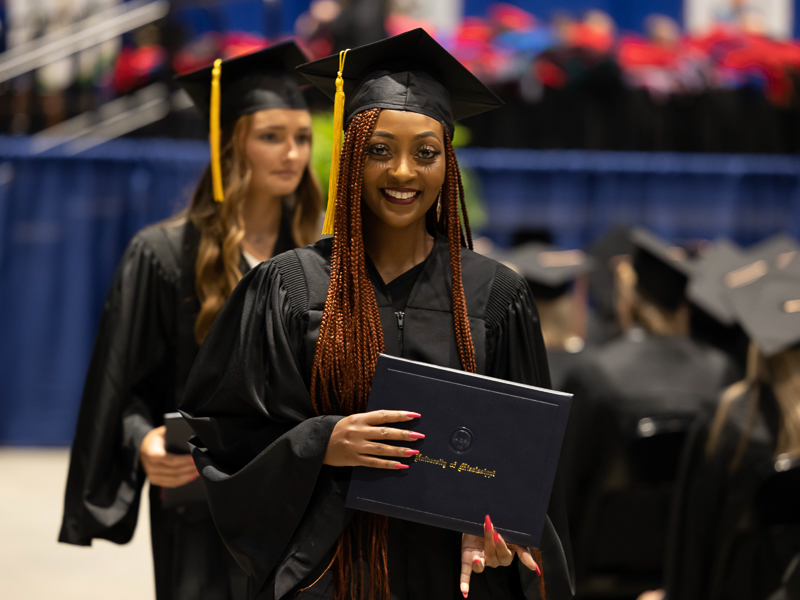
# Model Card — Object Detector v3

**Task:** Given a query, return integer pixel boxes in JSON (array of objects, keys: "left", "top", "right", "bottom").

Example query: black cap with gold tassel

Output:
[
  {"left": 175, "top": 41, "right": 311, "bottom": 203},
  {"left": 297, "top": 28, "right": 503, "bottom": 232}
]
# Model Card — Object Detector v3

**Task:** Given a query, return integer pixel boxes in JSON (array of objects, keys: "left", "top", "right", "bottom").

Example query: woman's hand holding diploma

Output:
[
  {"left": 460, "top": 515, "right": 541, "bottom": 598},
  {"left": 323, "top": 410, "right": 423, "bottom": 469},
  {"left": 140, "top": 426, "right": 199, "bottom": 488}
]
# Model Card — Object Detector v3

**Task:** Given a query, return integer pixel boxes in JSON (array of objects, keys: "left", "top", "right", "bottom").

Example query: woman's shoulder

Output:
[
  {"left": 269, "top": 237, "right": 332, "bottom": 276},
  {"left": 461, "top": 247, "right": 531, "bottom": 322},
  {"left": 253, "top": 237, "right": 333, "bottom": 314},
  {"left": 461, "top": 247, "right": 528, "bottom": 292},
  {"left": 125, "top": 217, "right": 190, "bottom": 286}
]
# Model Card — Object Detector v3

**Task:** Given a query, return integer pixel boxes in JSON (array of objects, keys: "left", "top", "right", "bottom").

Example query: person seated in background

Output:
[
  {"left": 654, "top": 249, "right": 800, "bottom": 600},
  {"left": 584, "top": 226, "right": 636, "bottom": 345},
  {"left": 492, "top": 242, "right": 593, "bottom": 391},
  {"left": 559, "top": 228, "right": 738, "bottom": 599}
]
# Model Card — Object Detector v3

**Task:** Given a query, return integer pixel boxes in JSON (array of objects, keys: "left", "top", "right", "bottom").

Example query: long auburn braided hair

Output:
[{"left": 309, "top": 108, "right": 543, "bottom": 600}]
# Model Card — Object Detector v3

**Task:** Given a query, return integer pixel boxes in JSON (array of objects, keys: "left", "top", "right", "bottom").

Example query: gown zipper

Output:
[{"left": 395, "top": 311, "right": 405, "bottom": 355}]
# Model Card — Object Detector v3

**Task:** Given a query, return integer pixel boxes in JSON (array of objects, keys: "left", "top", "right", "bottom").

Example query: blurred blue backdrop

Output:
[{"left": 1, "top": 137, "right": 799, "bottom": 444}]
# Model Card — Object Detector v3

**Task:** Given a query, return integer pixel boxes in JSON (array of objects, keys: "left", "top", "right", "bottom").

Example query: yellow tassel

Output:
[
  {"left": 209, "top": 58, "right": 224, "bottom": 203},
  {"left": 322, "top": 49, "right": 349, "bottom": 235}
]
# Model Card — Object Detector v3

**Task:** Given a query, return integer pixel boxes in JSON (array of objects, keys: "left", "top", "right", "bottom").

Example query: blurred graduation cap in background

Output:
[
  {"left": 175, "top": 42, "right": 310, "bottom": 203},
  {"left": 747, "top": 234, "right": 800, "bottom": 272},
  {"left": 631, "top": 228, "right": 692, "bottom": 311},
  {"left": 502, "top": 243, "right": 595, "bottom": 300},
  {"left": 691, "top": 234, "right": 800, "bottom": 327},
  {"left": 687, "top": 233, "right": 800, "bottom": 366},
  {"left": 687, "top": 239, "right": 749, "bottom": 326},
  {"left": 175, "top": 41, "right": 310, "bottom": 127},
  {"left": 726, "top": 266, "right": 800, "bottom": 357}
]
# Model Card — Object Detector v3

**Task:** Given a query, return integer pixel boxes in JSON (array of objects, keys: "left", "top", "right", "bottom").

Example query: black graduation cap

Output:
[
  {"left": 175, "top": 41, "right": 309, "bottom": 128},
  {"left": 686, "top": 238, "right": 748, "bottom": 326},
  {"left": 688, "top": 235, "right": 800, "bottom": 326},
  {"left": 297, "top": 28, "right": 503, "bottom": 235},
  {"left": 296, "top": 28, "right": 503, "bottom": 136},
  {"left": 503, "top": 243, "right": 594, "bottom": 300},
  {"left": 748, "top": 233, "right": 800, "bottom": 272},
  {"left": 726, "top": 268, "right": 800, "bottom": 357},
  {"left": 631, "top": 228, "right": 692, "bottom": 311}
]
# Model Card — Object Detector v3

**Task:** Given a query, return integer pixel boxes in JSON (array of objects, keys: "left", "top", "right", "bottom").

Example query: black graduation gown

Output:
[
  {"left": 664, "top": 386, "right": 800, "bottom": 600},
  {"left": 558, "top": 331, "right": 738, "bottom": 588},
  {"left": 546, "top": 348, "right": 585, "bottom": 393},
  {"left": 59, "top": 211, "right": 297, "bottom": 600},
  {"left": 768, "top": 556, "right": 800, "bottom": 600},
  {"left": 180, "top": 234, "right": 576, "bottom": 600}
]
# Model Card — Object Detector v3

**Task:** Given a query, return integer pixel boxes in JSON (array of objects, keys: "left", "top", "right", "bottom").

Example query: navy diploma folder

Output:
[{"left": 345, "top": 354, "right": 572, "bottom": 548}]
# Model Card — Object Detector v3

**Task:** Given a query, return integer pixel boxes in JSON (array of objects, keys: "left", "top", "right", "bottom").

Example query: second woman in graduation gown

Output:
[
  {"left": 181, "top": 29, "right": 574, "bottom": 600},
  {"left": 58, "top": 43, "right": 322, "bottom": 600}
]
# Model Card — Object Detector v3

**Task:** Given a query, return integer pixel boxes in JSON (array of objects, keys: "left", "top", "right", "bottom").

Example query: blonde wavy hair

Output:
[
  {"left": 707, "top": 344, "right": 800, "bottom": 470},
  {"left": 187, "top": 113, "right": 322, "bottom": 343}
]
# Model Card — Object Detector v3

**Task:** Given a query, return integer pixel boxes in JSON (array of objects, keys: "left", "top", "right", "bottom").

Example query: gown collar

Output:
[{"left": 365, "top": 232, "right": 449, "bottom": 309}]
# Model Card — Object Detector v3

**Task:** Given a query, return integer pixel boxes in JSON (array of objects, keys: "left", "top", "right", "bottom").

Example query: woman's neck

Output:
[
  {"left": 241, "top": 192, "right": 283, "bottom": 261},
  {"left": 362, "top": 210, "right": 433, "bottom": 284}
]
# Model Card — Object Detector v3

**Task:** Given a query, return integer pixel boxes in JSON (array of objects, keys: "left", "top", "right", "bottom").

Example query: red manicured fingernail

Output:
[
  {"left": 535, "top": 563, "right": 541, "bottom": 576},
  {"left": 406, "top": 412, "right": 421, "bottom": 418},
  {"left": 473, "top": 557, "right": 481, "bottom": 565},
  {"left": 485, "top": 515, "right": 491, "bottom": 531},
  {"left": 404, "top": 449, "right": 420, "bottom": 456},
  {"left": 462, "top": 593, "right": 468, "bottom": 599},
  {"left": 394, "top": 463, "right": 410, "bottom": 470},
  {"left": 409, "top": 432, "right": 425, "bottom": 440},
  {"left": 493, "top": 529, "right": 501, "bottom": 544}
]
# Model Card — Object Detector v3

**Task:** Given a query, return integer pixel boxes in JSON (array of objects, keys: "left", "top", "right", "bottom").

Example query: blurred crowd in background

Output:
[
  {"left": 2, "top": 0, "right": 800, "bottom": 152},
  {"left": 1, "top": 3, "right": 800, "bottom": 600}
]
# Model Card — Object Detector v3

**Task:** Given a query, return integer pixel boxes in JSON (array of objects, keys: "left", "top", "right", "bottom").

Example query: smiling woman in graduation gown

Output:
[
  {"left": 181, "top": 29, "right": 574, "bottom": 600},
  {"left": 58, "top": 43, "right": 322, "bottom": 600}
]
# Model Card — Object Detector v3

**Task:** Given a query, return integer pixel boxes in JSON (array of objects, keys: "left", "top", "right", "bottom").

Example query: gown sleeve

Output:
[
  {"left": 179, "top": 258, "right": 343, "bottom": 597},
  {"left": 485, "top": 267, "right": 577, "bottom": 600},
  {"left": 59, "top": 233, "right": 177, "bottom": 545}
]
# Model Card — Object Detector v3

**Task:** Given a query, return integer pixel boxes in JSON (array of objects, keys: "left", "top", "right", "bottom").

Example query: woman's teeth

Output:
[{"left": 383, "top": 189, "right": 418, "bottom": 199}]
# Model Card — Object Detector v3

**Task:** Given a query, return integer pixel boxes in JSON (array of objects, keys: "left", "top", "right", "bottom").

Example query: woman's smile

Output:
[
  {"left": 381, "top": 187, "right": 421, "bottom": 205},
  {"left": 271, "top": 169, "right": 300, "bottom": 179}
]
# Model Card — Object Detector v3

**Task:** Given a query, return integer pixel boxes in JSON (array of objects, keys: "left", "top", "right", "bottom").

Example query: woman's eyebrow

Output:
[
  {"left": 371, "top": 130, "right": 442, "bottom": 141},
  {"left": 413, "top": 131, "right": 441, "bottom": 141}
]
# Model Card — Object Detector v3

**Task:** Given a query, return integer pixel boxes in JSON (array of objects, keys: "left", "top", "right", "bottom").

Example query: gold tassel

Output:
[
  {"left": 322, "top": 49, "right": 349, "bottom": 235},
  {"left": 209, "top": 58, "right": 224, "bottom": 203}
]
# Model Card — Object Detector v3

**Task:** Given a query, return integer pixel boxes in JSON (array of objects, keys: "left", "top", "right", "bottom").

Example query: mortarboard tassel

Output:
[
  {"left": 209, "top": 58, "right": 224, "bottom": 203},
  {"left": 322, "top": 49, "right": 349, "bottom": 235}
]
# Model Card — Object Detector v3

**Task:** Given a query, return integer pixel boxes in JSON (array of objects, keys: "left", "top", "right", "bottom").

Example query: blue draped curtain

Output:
[
  {"left": 1, "top": 137, "right": 799, "bottom": 444},
  {"left": 0, "top": 138, "right": 207, "bottom": 445},
  {"left": 458, "top": 148, "right": 800, "bottom": 249}
]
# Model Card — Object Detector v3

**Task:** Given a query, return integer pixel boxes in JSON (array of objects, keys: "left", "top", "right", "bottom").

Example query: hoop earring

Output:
[{"left": 436, "top": 190, "right": 442, "bottom": 221}]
